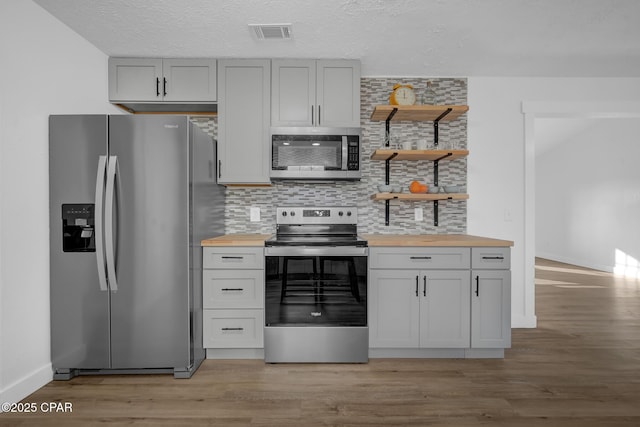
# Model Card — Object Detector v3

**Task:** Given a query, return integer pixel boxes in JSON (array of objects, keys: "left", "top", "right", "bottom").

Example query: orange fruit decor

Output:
[{"left": 409, "top": 181, "right": 428, "bottom": 193}]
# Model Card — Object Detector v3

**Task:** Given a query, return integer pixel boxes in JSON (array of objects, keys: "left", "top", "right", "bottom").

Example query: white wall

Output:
[
  {"left": 468, "top": 77, "right": 640, "bottom": 328},
  {"left": 0, "top": 0, "right": 118, "bottom": 405},
  {"left": 535, "top": 118, "right": 640, "bottom": 273}
]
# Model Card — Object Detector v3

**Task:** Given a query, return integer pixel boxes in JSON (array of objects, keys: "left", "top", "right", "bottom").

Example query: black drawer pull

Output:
[
  {"left": 475, "top": 275, "right": 480, "bottom": 297},
  {"left": 482, "top": 256, "right": 504, "bottom": 260},
  {"left": 221, "top": 288, "right": 243, "bottom": 291},
  {"left": 415, "top": 276, "right": 419, "bottom": 297},
  {"left": 221, "top": 256, "right": 244, "bottom": 259},
  {"left": 221, "top": 327, "right": 244, "bottom": 331},
  {"left": 410, "top": 256, "right": 432, "bottom": 260}
]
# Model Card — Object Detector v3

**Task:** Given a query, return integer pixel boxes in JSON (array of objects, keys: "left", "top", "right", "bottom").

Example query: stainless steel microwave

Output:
[{"left": 270, "top": 127, "right": 361, "bottom": 180}]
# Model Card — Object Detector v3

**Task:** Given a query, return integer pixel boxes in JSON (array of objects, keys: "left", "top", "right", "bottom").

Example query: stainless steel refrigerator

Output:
[{"left": 49, "top": 115, "right": 224, "bottom": 379}]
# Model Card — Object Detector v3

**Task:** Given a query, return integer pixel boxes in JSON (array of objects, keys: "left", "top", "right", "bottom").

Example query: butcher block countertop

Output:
[
  {"left": 202, "top": 233, "right": 512, "bottom": 247},
  {"left": 362, "top": 234, "right": 513, "bottom": 247},
  {"left": 201, "top": 234, "right": 271, "bottom": 247}
]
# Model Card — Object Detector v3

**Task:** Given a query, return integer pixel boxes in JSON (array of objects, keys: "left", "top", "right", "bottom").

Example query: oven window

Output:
[
  {"left": 272, "top": 135, "right": 342, "bottom": 170},
  {"left": 265, "top": 255, "right": 367, "bottom": 326}
]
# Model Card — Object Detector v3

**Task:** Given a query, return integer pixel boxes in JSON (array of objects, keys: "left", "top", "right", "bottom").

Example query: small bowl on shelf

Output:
[
  {"left": 391, "top": 185, "right": 403, "bottom": 193},
  {"left": 377, "top": 184, "right": 392, "bottom": 193},
  {"left": 443, "top": 185, "right": 462, "bottom": 193},
  {"left": 427, "top": 186, "right": 440, "bottom": 194}
]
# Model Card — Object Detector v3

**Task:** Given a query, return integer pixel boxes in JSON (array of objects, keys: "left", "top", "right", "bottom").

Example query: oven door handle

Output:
[{"left": 264, "top": 246, "right": 368, "bottom": 257}]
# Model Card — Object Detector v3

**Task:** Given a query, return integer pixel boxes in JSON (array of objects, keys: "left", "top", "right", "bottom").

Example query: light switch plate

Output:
[
  {"left": 250, "top": 207, "right": 260, "bottom": 222},
  {"left": 415, "top": 207, "right": 423, "bottom": 221}
]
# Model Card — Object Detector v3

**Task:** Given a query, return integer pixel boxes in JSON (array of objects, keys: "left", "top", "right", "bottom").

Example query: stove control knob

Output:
[
  {"left": 347, "top": 211, "right": 352, "bottom": 216},
  {"left": 290, "top": 211, "right": 296, "bottom": 217},
  {"left": 338, "top": 211, "right": 344, "bottom": 216},
  {"left": 282, "top": 211, "right": 287, "bottom": 216}
]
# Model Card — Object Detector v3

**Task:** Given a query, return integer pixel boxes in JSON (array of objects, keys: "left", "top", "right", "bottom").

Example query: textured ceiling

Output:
[{"left": 33, "top": 0, "right": 640, "bottom": 77}]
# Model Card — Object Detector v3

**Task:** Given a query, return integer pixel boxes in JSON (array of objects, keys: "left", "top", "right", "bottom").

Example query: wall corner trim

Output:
[{"left": 0, "top": 363, "right": 53, "bottom": 409}]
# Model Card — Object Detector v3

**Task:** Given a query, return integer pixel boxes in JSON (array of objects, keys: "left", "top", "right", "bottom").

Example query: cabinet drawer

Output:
[
  {"left": 203, "top": 309, "right": 264, "bottom": 348},
  {"left": 471, "top": 247, "right": 511, "bottom": 269},
  {"left": 203, "top": 247, "right": 264, "bottom": 269},
  {"left": 369, "top": 247, "right": 470, "bottom": 269},
  {"left": 203, "top": 270, "right": 264, "bottom": 309}
]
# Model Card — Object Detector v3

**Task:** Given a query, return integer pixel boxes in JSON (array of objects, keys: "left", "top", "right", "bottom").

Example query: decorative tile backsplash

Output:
[{"left": 192, "top": 77, "right": 467, "bottom": 235}]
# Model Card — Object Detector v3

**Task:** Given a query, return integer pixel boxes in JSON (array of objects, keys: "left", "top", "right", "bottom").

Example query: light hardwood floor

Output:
[{"left": 2, "top": 258, "right": 639, "bottom": 426}]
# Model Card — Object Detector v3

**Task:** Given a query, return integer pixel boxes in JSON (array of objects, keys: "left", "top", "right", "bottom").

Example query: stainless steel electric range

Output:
[{"left": 264, "top": 206, "right": 368, "bottom": 363}]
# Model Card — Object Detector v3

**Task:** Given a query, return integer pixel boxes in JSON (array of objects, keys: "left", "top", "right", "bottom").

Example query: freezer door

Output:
[
  {"left": 107, "top": 115, "right": 191, "bottom": 369},
  {"left": 49, "top": 115, "right": 111, "bottom": 371}
]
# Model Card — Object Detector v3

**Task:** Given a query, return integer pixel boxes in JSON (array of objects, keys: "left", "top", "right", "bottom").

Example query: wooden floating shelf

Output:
[
  {"left": 371, "top": 193, "right": 469, "bottom": 201},
  {"left": 371, "top": 149, "right": 468, "bottom": 161},
  {"left": 370, "top": 105, "right": 469, "bottom": 122}
]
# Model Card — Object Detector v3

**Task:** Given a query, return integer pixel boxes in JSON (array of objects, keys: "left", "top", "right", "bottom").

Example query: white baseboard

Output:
[
  {"left": 206, "top": 348, "right": 264, "bottom": 359},
  {"left": 512, "top": 313, "right": 537, "bottom": 328},
  {"left": 0, "top": 363, "right": 52, "bottom": 410}
]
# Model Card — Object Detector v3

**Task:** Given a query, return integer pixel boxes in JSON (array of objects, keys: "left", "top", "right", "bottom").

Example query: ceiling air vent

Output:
[{"left": 249, "top": 24, "right": 293, "bottom": 40}]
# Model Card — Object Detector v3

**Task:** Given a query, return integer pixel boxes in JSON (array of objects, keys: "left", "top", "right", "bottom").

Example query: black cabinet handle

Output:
[
  {"left": 218, "top": 160, "right": 222, "bottom": 179},
  {"left": 163, "top": 77, "right": 167, "bottom": 96},
  {"left": 221, "top": 288, "right": 244, "bottom": 291},
  {"left": 221, "top": 256, "right": 244, "bottom": 259},
  {"left": 410, "top": 256, "right": 432, "bottom": 260},
  {"left": 318, "top": 105, "right": 321, "bottom": 126},
  {"left": 475, "top": 275, "right": 480, "bottom": 297},
  {"left": 423, "top": 276, "right": 427, "bottom": 297},
  {"left": 156, "top": 77, "right": 160, "bottom": 96},
  {"left": 482, "top": 256, "right": 504, "bottom": 260},
  {"left": 221, "top": 327, "right": 244, "bottom": 331},
  {"left": 311, "top": 105, "right": 314, "bottom": 125},
  {"left": 415, "top": 276, "right": 419, "bottom": 297}
]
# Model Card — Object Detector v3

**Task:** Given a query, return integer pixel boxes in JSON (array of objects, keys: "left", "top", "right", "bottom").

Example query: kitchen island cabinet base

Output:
[
  {"left": 205, "top": 348, "right": 504, "bottom": 360},
  {"left": 369, "top": 348, "right": 504, "bottom": 359}
]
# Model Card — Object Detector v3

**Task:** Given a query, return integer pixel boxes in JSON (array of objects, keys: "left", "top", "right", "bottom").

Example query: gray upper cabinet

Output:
[
  {"left": 217, "top": 59, "right": 271, "bottom": 184},
  {"left": 109, "top": 58, "right": 217, "bottom": 102},
  {"left": 271, "top": 59, "right": 361, "bottom": 128},
  {"left": 162, "top": 59, "right": 217, "bottom": 102}
]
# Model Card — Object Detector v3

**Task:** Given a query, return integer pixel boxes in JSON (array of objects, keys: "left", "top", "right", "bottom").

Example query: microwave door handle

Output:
[{"left": 342, "top": 136, "right": 348, "bottom": 170}]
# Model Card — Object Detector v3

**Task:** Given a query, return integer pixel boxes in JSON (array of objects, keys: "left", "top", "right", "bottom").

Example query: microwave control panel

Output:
[{"left": 347, "top": 136, "right": 360, "bottom": 170}]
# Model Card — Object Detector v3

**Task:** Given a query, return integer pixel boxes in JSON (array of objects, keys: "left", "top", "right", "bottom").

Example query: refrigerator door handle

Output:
[
  {"left": 105, "top": 155, "right": 119, "bottom": 292},
  {"left": 94, "top": 155, "right": 108, "bottom": 292}
]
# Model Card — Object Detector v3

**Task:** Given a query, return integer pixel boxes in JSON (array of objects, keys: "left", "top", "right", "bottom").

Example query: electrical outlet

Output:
[
  {"left": 415, "top": 207, "right": 424, "bottom": 221},
  {"left": 250, "top": 207, "right": 260, "bottom": 222}
]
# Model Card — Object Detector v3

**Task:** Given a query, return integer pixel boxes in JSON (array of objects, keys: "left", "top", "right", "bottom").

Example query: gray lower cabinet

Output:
[
  {"left": 217, "top": 59, "right": 271, "bottom": 184},
  {"left": 369, "top": 268, "right": 470, "bottom": 348},
  {"left": 202, "top": 247, "right": 264, "bottom": 350},
  {"left": 108, "top": 57, "right": 217, "bottom": 102},
  {"left": 369, "top": 246, "right": 511, "bottom": 357},
  {"left": 471, "top": 247, "right": 511, "bottom": 349}
]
